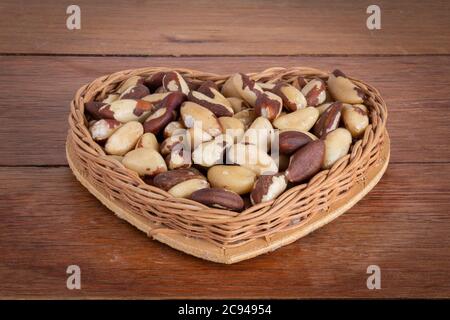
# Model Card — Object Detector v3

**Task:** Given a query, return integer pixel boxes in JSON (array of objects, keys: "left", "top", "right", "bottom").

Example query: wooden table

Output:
[{"left": 0, "top": 0, "right": 449, "bottom": 298}]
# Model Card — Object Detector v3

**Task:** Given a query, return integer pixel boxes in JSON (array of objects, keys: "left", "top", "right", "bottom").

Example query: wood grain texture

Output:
[
  {"left": 0, "top": 55, "right": 449, "bottom": 166},
  {"left": 0, "top": 0, "right": 449, "bottom": 55},
  {"left": 1, "top": 0, "right": 449, "bottom": 298},
  {"left": 0, "top": 164, "right": 449, "bottom": 298}
]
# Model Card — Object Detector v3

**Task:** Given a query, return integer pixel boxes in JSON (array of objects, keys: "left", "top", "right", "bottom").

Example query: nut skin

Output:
[
  {"left": 292, "top": 76, "right": 308, "bottom": 90},
  {"left": 85, "top": 101, "right": 106, "bottom": 119},
  {"left": 272, "top": 107, "right": 319, "bottom": 131},
  {"left": 189, "top": 188, "right": 244, "bottom": 211},
  {"left": 162, "top": 71, "right": 190, "bottom": 95},
  {"left": 235, "top": 73, "right": 264, "bottom": 107},
  {"left": 278, "top": 131, "right": 314, "bottom": 155},
  {"left": 105, "top": 121, "right": 144, "bottom": 156},
  {"left": 285, "top": 139, "right": 325, "bottom": 183},
  {"left": 188, "top": 90, "right": 234, "bottom": 117},
  {"left": 180, "top": 101, "right": 223, "bottom": 137},
  {"left": 153, "top": 168, "right": 205, "bottom": 191},
  {"left": 301, "top": 78, "right": 327, "bottom": 107},
  {"left": 207, "top": 165, "right": 257, "bottom": 195},
  {"left": 271, "top": 82, "right": 307, "bottom": 111},
  {"left": 322, "top": 128, "right": 352, "bottom": 169},
  {"left": 144, "top": 72, "right": 166, "bottom": 92},
  {"left": 135, "top": 132, "right": 159, "bottom": 151},
  {"left": 89, "top": 119, "right": 122, "bottom": 141},
  {"left": 327, "top": 69, "right": 365, "bottom": 104},
  {"left": 99, "top": 99, "right": 154, "bottom": 122},
  {"left": 116, "top": 76, "right": 144, "bottom": 94},
  {"left": 119, "top": 84, "right": 150, "bottom": 100},
  {"left": 122, "top": 148, "right": 167, "bottom": 176},
  {"left": 143, "top": 92, "right": 186, "bottom": 134},
  {"left": 312, "top": 102, "right": 343, "bottom": 138},
  {"left": 250, "top": 174, "right": 287, "bottom": 204},
  {"left": 342, "top": 104, "right": 369, "bottom": 138},
  {"left": 167, "top": 179, "right": 209, "bottom": 198},
  {"left": 254, "top": 91, "right": 283, "bottom": 121},
  {"left": 197, "top": 81, "right": 232, "bottom": 110},
  {"left": 197, "top": 80, "right": 219, "bottom": 98}
]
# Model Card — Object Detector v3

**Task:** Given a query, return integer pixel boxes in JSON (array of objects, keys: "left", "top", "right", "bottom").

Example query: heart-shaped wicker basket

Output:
[{"left": 66, "top": 67, "right": 389, "bottom": 263}]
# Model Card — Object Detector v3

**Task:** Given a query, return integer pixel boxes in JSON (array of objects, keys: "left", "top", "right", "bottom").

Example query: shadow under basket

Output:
[{"left": 66, "top": 66, "right": 389, "bottom": 264}]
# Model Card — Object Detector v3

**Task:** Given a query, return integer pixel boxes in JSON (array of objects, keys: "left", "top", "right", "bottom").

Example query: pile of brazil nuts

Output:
[{"left": 85, "top": 70, "right": 369, "bottom": 211}]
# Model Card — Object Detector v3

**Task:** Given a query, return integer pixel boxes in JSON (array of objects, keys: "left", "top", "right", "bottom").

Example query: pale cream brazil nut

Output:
[
  {"left": 241, "top": 117, "right": 274, "bottom": 151},
  {"left": 227, "top": 143, "right": 278, "bottom": 176},
  {"left": 218, "top": 117, "right": 245, "bottom": 143},
  {"left": 180, "top": 101, "right": 223, "bottom": 137},
  {"left": 271, "top": 82, "right": 307, "bottom": 111},
  {"left": 89, "top": 119, "right": 122, "bottom": 141},
  {"left": 163, "top": 120, "right": 185, "bottom": 138},
  {"left": 192, "top": 134, "right": 232, "bottom": 167},
  {"left": 207, "top": 165, "right": 257, "bottom": 195},
  {"left": 272, "top": 106, "right": 319, "bottom": 132},
  {"left": 105, "top": 121, "right": 143, "bottom": 156},
  {"left": 135, "top": 132, "right": 159, "bottom": 151},
  {"left": 322, "top": 128, "right": 352, "bottom": 169},
  {"left": 167, "top": 179, "right": 210, "bottom": 198},
  {"left": 327, "top": 69, "right": 365, "bottom": 104},
  {"left": 342, "top": 104, "right": 369, "bottom": 138},
  {"left": 99, "top": 99, "right": 154, "bottom": 123},
  {"left": 122, "top": 148, "right": 167, "bottom": 176},
  {"left": 227, "top": 97, "right": 250, "bottom": 113}
]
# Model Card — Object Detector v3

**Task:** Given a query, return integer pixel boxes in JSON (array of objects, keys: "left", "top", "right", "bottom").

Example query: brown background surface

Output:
[{"left": 0, "top": 0, "right": 449, "bottom": 298}]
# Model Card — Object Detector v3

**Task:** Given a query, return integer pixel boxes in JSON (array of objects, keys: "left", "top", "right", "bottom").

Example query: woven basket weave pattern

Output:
[{"left": 67, "top": 67, "right": 387, "bottom": 248}]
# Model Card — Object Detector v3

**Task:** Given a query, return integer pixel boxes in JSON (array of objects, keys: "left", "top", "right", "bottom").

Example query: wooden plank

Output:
[
  {"left": 0, "top": 0, "right": 449, "bottom": 55},
  {"left": 1, "top": 55, "right": 449, "bottom": 166},
  {"left": 0, "top": 164, "right": 449, "bottom": 298}
]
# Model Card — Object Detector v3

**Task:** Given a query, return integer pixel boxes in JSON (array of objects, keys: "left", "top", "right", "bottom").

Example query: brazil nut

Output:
[
  {"left": 250, "top": 174, "right": 288, "bottom": 204},
  {"left": 190, "top": 188, "right": 244, "bottom": 211},
  {"left": 285, "top": 139, "right": 325, "bottom": 183},
  {"left": 327, "top": 69, "right": 365, "bottom": 104},
  {"left": 207, "top": 165, "right": 257, "bottom": 195},
  {"left": 105, "top": 121, "right": 143, "bottom": 156},
  {"left": 322, "top": 128, "right": 352, "bottom": 169}
]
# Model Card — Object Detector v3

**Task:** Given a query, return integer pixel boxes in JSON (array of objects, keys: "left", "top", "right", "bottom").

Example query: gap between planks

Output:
[{"left": 1, "top": 53, "right": 450, "bottom": 58}]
